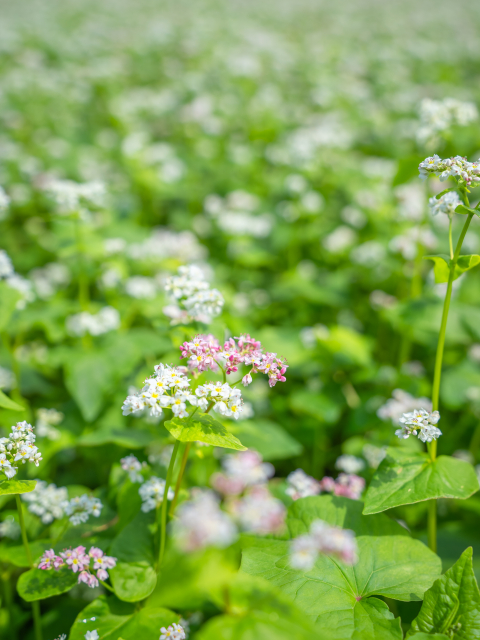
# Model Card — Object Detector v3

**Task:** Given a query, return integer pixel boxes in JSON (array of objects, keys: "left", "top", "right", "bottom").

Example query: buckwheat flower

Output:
[
  {"left": 396, "top": 409, "right": 442, "bottom": 443},
  {"left": 334, "top": 474, "right": 365, "bottom": 500},
  {"left": 0, "top": 250, "right": 14, "bottom": 279},
  {"left": 378, "top": 389, "right": 432, "bottom": 425},
  {"left": 335, "top": 455, "right": 365, "bottom": 475},
  {"left": 139, "top": 477, "right": 174, "bottom": 512},
  {"left": 89, "top": 547, "right": 117, "bottom": 578},
  {"left": 5, "top": 274, "right": 35, "bottom": 309},
  {"left": 285, "top": 469, "right": 321, "bottom": 500},
  {"left": 0, "top": 421, "right": 42, "bottom": 479},
  {"left": 85, "top": 630, "right": 99, "bottom": 640},
  {"left": 125, "top": 276, "right": 157, "bottom": 299},
  {"left": 61, "top": 495, "right": 103, "bottom": 525},
  {"left": 290, "top": 533, "right": 320, "bottom": 570},
  {"left": 38, "top": 549, "right": 60, "bottom": 570},
  {"left": 66, "top": 306, "right": 120, "bottom": 337},
  {"left": 172, "top": 490, "right": 237, "bottom": 552},
  {"left": 104, "top": 237, "right": 127, "bottom": 255},
  {"left": 54, "top": 635, "right": 67, "bottom": 640},
  {"left": 22, "top": 480, "right": 68, "bottom": 523},
  {"left": 36, "top": 407, "right": 63, "bottom": 440},
  {"left": 418, "top": 155, "right": 480, "bottom": 187},
  {"left": 43, "top": 179, "right": 106, "bottom": 215},
  {"left": 230, "top": 485, "right": 286, "bottom": 535},
  {"left": 290, "top": 520, "right": 357, "bottom": 569},
  {"left": 0, "top": 516, "right": 20, "bottom": 539},
  {"left": 212, "top": 450, "right": 274, "bottom": 496},
  {"left": 180, "top": 334, "right": 221, "bottom": 372},
  {"left": 0, "top": 186, "right": 10, "bottom": 218},
  {"left": 160, "top": 623, "right": 186, "bottom": 640},
  {"left": 429, "top": 191, "right": 461, "bottom": 216},
  {"left": 120, "top": 454, "right": 144, "bottom": 483},
  {"left": 0, "top": 453, "right": 16, "bottom": 479}
]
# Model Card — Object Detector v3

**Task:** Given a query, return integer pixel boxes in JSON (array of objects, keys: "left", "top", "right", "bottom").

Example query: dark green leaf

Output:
[
  {"left": 0, "top": 480, "right": 36, "bottom": 496},
  {"left": 68, "top": 595, "right": 178, "bottom": 639},
  {"left": 64, "top": 352, "right": 114, "bottom": 422},
  {"left": 0, "top": 390, "right": 25, "bottom": 411},
  {"left": 363, "top": 449, "right": 479, "bottom": 515},
  {"left": 17, "top": 566, "right": 78, "bottom": 601},
  {"left": 0, "top": 541, "right": 51, "bottom": 567},
  {"left": 78, "top": 429, "right": 153, "bottom": 448},
  {"left": 455, "top": 204, "right": 479, "bottom": 216},
  {"left": 165, "top": 414, "right": 247, "bottom": 450},
  {"left": 289, "top": 391, "right": 342, "bottom": 424},
  {"left": 228, "top": 419, "right": 303, "bottom": 460},
  {"left": 407, "top": 548, "right": 480, "bottom": 638}
]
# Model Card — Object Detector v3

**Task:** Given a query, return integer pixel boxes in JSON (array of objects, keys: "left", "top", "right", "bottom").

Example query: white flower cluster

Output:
[
  {"left": 43, "top": 179, "right": 106, "bottom": 215},
  {"left": 0, "top": 250, "right": 35, "bottom": 310},
  {"left": 120, "top": 454, "right": 145, "bottom": 483},
  {"left": 160, "top": 623, "right": 186, "bottom": 640},
  {"left": 0, "top": 250, "right": 14, "bottom": 279},
  {"left": 428, "top": 191, "right": 461, "bottom": 216},
  {"left": 36, "top": 407, "right": 63, "bottom": 440},
  {"left": 164, "top": 265, "right": 224, "bottom": 324},
  {"left": 0, "top": 186, "right": 10, "bottom": 219},
  {"left": 0, "top": 365, "right": 16, "bottom": 391},
  {"left": 22, "top": 481, "right": 68, "bottom": 524},
  {"left": 122, "top": 363, "right": 244, "bottom": 421},
  {"left": 61, "top": 495, "right": 103, "bottom": 525},
  {"left": 29, "top": 262, "right": 70, "bottom": 299},
  {"left": 203, "top": 191, "right": 273, "bottom": 238},
  {"left": 290, "top": 519, "right": 358, "bottom": 570},
  {"left": 389, "top": 226, "right": 437, "bottom": 261},
  {"left": 229, "top": 486, "right": 286, "bottom": 535},
  {"left": 66, "top": 306, "right": 120, "bottom": 337},
  {"left": 171, "top": 490, "right": 238, "bottom": 552},
  {"left": 124, "top": 276, "right": 158, "bottom": 299},
  {"left": 0, "top": 421, "right": 42, "bottom": 479},
  {"left": 395, "top": 409, "right": 442, "bottom": 443},
  {"left": 127, "top": 228, "right": 207, "bottom": 263},
  {"left": 335, "top": 455, "right": 365, "bottom": 474},
  {"left": 0, "top": 516, "right": 20, "bottom": 539},
  {"left": 139, "top": 477, "right": 174, "bottom": 512},
  {"left": 418, "top": 155, "right": 480, "bottom": 187},
  {"left": 417, "top": 98, "right": 478, "bottom": 145},
  {"left": 377, "top": 389, "right": 432, "bottom": 425},
  {"left": 285, "top": 469, "right": 321, "bottom": 500},
  {"left": 194, "top": 382, "right": 244, "bottom": 420}
]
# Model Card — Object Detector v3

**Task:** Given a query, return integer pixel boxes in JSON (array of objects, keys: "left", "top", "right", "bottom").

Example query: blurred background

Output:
[{"left": 1, "top": 0, "right": 480, "bottom": 633}]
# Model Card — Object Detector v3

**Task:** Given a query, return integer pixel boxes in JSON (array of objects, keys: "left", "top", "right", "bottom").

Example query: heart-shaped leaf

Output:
[
  {"left": 363, "top": 449, "right": 479, "bottom": 515},
  {"left": 109, "top": 511, "right": 157, "bottom": 602},
  {"left": 68, "top": 595, "right": 178, "bottom": 640},
  {"left": 407, "top": 548, "right": 480, "bottom": 638},
  {"left": 0, "top": 480, "right": 36, "bottom": 496},
  {"left": 165, "top": 414, "right": 246, "bottom": 450},
  {"left": 17, "top": 566, "right": 78, "bottom": 601},
  {"left": 424, "top": 254, "right": 480, "bottom": 283},
  {"left": 0, "top": 390, "right": 25, "bottom": 411},
  {"left": 455, "top": 204, "right": 480, "bottom": 217},
  {"left": 241, "top": 496, "right": 441, "bottom": 640}
]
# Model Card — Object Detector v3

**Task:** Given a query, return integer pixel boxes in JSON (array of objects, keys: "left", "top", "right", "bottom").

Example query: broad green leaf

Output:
[
  {"left": 285, "top": 495, "right": 410, "bottom": 539},
  {"left": 424, "top": 254, "right": 480, "bottom": 283},
  {"left": 392, "top": 155, "right": 425, "bottom": 187},
  {"left": 68, "top": 595, "right": 177, "bottom": 640},
  {"left": 17, "top": 566, "right": 78, "bottom": 601},
  {"left": 65, "top": 352, "right": 114, "bottom": 422},
  {"left": 165, "top": 414, "right": 246, "bottom": 450},
  {"left": 363, "top": 449, "right": 479, "bottom": 515},
  {"left": 408, "top": 635, "right": 449, "bottom": 639},
  {"left": 109, "top": 511, "right": 157, "bottom": 602},
  {"left": 241, "top": 535, "right": 440, "bottom": 640},
  {"left": 0, "top": 390, "right": 25, "bottom": 411},
  {"left": 456, "top": 204, "right": 480, "bottom": 217},
  {"left": 289, "top": 391, "right": 341, "bottom": 424},
  {"left": 78, "top": 428, "right": 153, "bottom": 448},
  {"left": 407, "top": 548, "right": 480, "bottom": 638},
  {"left": 228, "top": 419, "right": 303, "bottom": 460},
  {"left": 0, "top": 480, "right": 36, "bottom": 496},
  {"left": 0, "top": 541, "right": 51, "bottom": 567}
]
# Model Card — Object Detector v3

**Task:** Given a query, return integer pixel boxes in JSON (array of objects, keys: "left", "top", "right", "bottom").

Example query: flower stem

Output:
[
  {"left": 157, "top": 439, "right": 180, "bottom": 571},
  {"left": 16, "top": 495, "right": 43, "bottom": 640},
  {"left": 427, "top": 211, "right": 474, "bottom": 552},
  {"left": 74, "top": 216, "right": 89, "bottom": 310},
  {"left": 169, "top": 442, "right": 191, "bottom": 516},
  {"left": 99, "top": 579, "right": 115, "bottom": 593}
]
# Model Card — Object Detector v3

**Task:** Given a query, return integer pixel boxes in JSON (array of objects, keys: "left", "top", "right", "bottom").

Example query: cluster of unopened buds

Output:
[
  {"left": 290, "top": 519, "right": 358, "bottom": 571},
  {"left": 0, "top": 421, "right": 42, "bottom": 480},
  {"left": 395, "top": 409, "right": 442, "bottom": 443},
  {"left": 38, "top": 546, "right": 116, "bottom": 588},
  {"left": 160, "top": 623, "right": 186, "bottom": 640},
  {"left": 285, "top": 468, "right": 365, "bottom": 501},
  {"left": 181, "top": 333, "right": 288, "bottom": 387},
  {"left": 418, "top": 154, "right": 480, "bottom": 187}
]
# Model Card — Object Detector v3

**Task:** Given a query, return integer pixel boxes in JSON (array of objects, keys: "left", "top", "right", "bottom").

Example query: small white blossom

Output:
[
  {"left": 164, "top": 265, "right": 224, "bottom": 324},
  {"left": 120, "top": 454, "right": 144, "bottom": 483},
  {"left": 66, "top": 306, "right": 120, "bottom": 337},
  {"left": 290, "top": 519, "right": 358, "bottom": 570},
  {"left": 0, "top": 517, "right": 21, "bottom": 539},
  {"left": 378, "top": 389, "right": 432, "bottom": 425},
  {"left": 0, "top": 250, "right": 14, "bottom": 279},
  {"left": 396, "top": 409, "right": 442, "bottom": 443},
  {"left": 160, "top": 623, "right": 186, "bottom": 640},
  {"left": 22, "top": 481, "right": 68, "bottom": 524},
  {"left": 85, "top": 631, "right": 99, "bottom": 640},
  {"left": 36, "top": 408, "right": 63, "bottom": 440},
  {"left": 0, "top": 186, "right": 10, "bottom": 219},
  {"left": 0, "top": 421, "right": 42, "bottom": 479},
  {"left": 139, "top": 477, "right": 174, "bottom": 512},
  {"left": 61, "top": 495, "right": 103, "bottom": 525},
  {"left": 285, "top": 469, "right": 321, "bottom": 500},
  {"left": 335, "top": 455, "right": 365, "bottom": 474},
  {"left": 428, "top": 191, "right": 461, "bottom": 216},
  {"left": 125, "top": 276, "right": 157, "bottom": 299},
  {"left": 43, "top": 179, "right": 106, "bottom": 216}
]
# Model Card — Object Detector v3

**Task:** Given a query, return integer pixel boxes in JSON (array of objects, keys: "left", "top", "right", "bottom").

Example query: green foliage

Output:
[
  {"left": 424, "top": 254, "right": 480, "bottom": 283},
  {"left": 407, "top": 548, "right": 480, "bottom": 638},
  {"left": 456, "top": 204, "right": 480, "bottom": 218},
  {"left": 68, "top": 596, "right": 178, "bottom": 639},
  {"left": 17, "top": 567, "right": 78, "bottom": 601},
  {"left": 228, "top": 419, "right": 303, "bottom": 460},
  {"left": 0, "top": 390, "right": 25, "bottom": 411},
  {"left": 165, "top": 414, "right": 247, "bottom": 450},
  {"left": 363, "top": 448, "right": 480, "bottom": 514},
  {"left": 0, "top": 480, "right": 36, "bottom": 496}
]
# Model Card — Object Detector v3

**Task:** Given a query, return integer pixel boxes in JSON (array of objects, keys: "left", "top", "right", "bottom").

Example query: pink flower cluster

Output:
[
  {"left": 38, "top": 546, "right": 116, "bottom": 588},
  {"left": 180, "top": 334, "right": 221, "bottom": 372},
  {"left": 320, "top": 474, "right": 365, "bottom": 500},
  {"left": 180, "top": 333, "right": 288, "bottom": 388},
  {"left": 211, "top": 450, "right": 274, "bottom": 497}
]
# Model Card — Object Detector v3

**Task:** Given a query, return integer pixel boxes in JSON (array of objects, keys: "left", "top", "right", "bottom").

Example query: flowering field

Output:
[{"left": 2, "top": 0, "right": 480, "bottom": 638}]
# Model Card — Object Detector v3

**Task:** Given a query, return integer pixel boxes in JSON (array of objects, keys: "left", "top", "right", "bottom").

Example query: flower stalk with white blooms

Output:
[{"left": 121, "top": 329, "right": 288, "bottom": 571}]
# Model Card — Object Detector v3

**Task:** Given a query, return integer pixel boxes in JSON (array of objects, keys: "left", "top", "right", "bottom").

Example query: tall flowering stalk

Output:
[{"left": 418, "top": 154, "right": 480, "bottom": 551}]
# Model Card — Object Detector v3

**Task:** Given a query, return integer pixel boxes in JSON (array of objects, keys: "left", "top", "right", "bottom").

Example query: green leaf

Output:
[
  {"left": 109, "top": 511, "right": 157, "bottom": 602},
  {"left": 455, "top": 204, "right": 480, "bottom": 217},
  {"left": 407, "top": 548, "right": 480, "bottom": 638},
  {"left": 241, "top": 496, "right": 441, "bottom": 639},
  {"left": 68, "top": 595, "right": 178, "bottom": 640},
  {"left": 289, "top": 391, "right": 342, "bottom": 424},
  {"left": 165, "top": 414, "right": 247, "bottom": 450},
  {"left": 0, "top": 281, "right": 21, "bottom": 331},
  {"left": 0, "top": 480, "right": 37, "bottom": 496},
  {"left": 363, "top": 449, "right": 480, "bottom": 515},
  {"left": 0, "top": 390, "right": 25, "bottom": 411},
  {"left": 435, "top": 188, "right": 456, "bottom": 199},
  {"left": 65, "top": 352, "right": 114, "bottom": 422},
  {"left": 0, "top": 541, "right": 52, "bottom": 567},
  {"left": 78, "top": 429, "right": 153, "bottom": 449},
  {"left": 228, "top": 419, "right": 303, "bottom": 460},
  {"left": 407, "top": 635, "right": 449, "bottom": 639},
  {"left": 17, "top": 566, "right": 78, "bottom": 601},
  {"left": 392, "top": 155, "right": 425, "bottom": 187},
  {"left": 424, "top": 254, "right": 480, "bottom": 283},
  {"left": 242, "top": 535, "right": 440, "bottom": 640}
]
